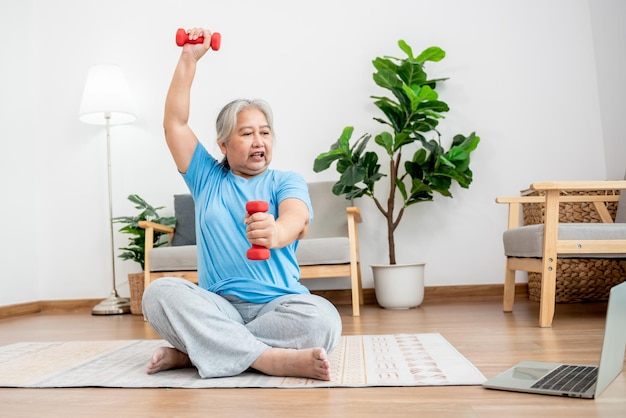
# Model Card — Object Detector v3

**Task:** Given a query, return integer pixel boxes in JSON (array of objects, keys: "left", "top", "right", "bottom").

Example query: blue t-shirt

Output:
[{"left": 181, "top": 142, "right": 313, "bottom": 303}]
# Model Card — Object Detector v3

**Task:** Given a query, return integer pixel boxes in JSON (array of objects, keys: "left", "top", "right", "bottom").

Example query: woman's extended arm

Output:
[
  {"left": 245, "top": 198, "right": 310, "bottom": 249},
  {"left": 163, "top": 28, "right": 214, "bottom": 173}
]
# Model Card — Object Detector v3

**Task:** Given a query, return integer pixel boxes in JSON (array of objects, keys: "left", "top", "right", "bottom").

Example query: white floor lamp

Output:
[{"left": 79, "top": 64, "right": 136, "bottom": 315}]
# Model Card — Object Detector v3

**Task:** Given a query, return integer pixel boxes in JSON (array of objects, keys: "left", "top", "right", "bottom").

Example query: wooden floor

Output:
[{"left": 0, "top": 296, "right": 624, "bottom": 418}]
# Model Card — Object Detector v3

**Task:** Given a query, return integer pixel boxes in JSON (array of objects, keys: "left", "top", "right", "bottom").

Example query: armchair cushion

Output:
[
  {"left": 503, "top": 223, "right": 626, "bottom": 258},
  {"left": 171, "top": 194, "right": 196, "bottom": 246}
]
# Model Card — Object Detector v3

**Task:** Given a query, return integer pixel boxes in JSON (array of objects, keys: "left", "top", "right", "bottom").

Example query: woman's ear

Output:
[{"left": 218, "top": 139, "right": 227, "bottom": 155}]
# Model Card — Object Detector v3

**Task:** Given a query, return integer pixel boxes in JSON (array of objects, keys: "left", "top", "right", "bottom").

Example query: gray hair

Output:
[{"left": 216, "top": 99, "right": 274, "bottom": 169}]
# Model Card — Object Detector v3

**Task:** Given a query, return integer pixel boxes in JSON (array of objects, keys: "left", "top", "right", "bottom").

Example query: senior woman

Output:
[{"left": 142, "top": 27, "right": 342, "bottom": 381}]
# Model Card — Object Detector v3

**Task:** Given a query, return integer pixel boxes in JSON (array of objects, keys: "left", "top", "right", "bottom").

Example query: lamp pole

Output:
[
  {"left": 79, "top": 64, "right": 135, "bottom": 315},
  {"left": 91, "top": 114, "right": 131, "bottom": 315}
]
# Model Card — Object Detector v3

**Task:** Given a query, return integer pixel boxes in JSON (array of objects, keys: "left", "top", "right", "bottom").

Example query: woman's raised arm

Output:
[{"left": 163, "top": 28, "right": 215, "bottom": 173}]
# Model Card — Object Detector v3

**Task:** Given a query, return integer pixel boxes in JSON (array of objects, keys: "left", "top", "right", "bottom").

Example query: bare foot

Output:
[
  {"left": 146, "top": 347, "right": 193, "bottom": 375},
  {"left": 251, "top": 347, "right": 332, "bottom": 381}
]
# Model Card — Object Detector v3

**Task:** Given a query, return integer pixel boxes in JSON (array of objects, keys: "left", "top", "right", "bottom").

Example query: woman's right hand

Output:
[{"left": 181, "top": 27, "right": 214, "bottom": 61}]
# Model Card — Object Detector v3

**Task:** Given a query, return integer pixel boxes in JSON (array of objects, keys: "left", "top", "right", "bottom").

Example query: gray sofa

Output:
[{"left": 141, "top": 181, "right": 364, "bottom": 316}]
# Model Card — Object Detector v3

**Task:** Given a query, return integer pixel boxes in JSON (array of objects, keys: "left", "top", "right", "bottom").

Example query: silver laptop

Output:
[{"left": 483, "top": 281, "right": 626, "bottom": 399}]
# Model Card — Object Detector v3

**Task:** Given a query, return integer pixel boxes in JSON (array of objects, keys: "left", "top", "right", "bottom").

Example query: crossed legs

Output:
[{"left": 142, "top": 278, "right": 342, "bottom": 380}]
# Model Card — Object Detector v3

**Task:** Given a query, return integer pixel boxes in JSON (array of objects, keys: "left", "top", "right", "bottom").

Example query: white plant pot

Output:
[{"left": 371, "top": 263, "right": 425, "bottom": 309}]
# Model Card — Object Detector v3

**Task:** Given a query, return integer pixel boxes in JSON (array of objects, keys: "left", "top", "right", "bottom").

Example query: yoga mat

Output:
[{"left": 0, "top": 333, "right": 486, "bottom": 388}]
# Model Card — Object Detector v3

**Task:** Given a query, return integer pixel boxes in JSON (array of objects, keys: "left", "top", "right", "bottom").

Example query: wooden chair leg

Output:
[
  {"left": 503, "top": 259, "right": 516, "bottom": 312},
  {"left": 357, "top": 264, "right": 364, "bottom": 305},
  {"left": 538, "top": 189, "right": 559, "bottom": 328},
  {"left": 539, "top": 260, "right": 557, "bottom": 328},
  {"left": 350, "top": 261, "right": 361, "bottom": 317}
]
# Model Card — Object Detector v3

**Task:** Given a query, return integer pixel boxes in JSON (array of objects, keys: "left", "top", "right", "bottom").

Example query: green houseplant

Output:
[
  {"left": 112, "top": 194, "right": 176, "bottom": 315},
  {"left": 112, "top": 194, "right": 176, "bottom": 271},
  {"left": 313, "top": 40, "right": 480, "bottom": 308}
]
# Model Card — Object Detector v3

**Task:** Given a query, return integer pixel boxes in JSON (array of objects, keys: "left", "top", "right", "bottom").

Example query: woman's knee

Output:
[
  {"left": 142, "top": 277, "right": 194, "bottom": 315},
  {"left": 316, "top": 297, "right": 342, "bottom": 351},
  {"left": 285, "top": 294, "right": 342, "bottom": 351}
]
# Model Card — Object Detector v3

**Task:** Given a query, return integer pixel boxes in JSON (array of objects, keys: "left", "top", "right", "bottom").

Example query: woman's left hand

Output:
[{"left": 245, "top": 212, "right": 277, "bottom": 249}]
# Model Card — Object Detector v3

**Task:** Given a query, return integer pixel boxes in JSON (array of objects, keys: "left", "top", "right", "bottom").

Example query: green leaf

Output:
[
  {"left": 340, "top": 165, "right": 366, "bottom": 186},
  {"left": 313, "top": 149, "right": 343, "bottom": 172},
  {"left": 415, "top": 85, "right": 438, "bottom": 101},
  {"left": 412, "top": 148, "right": 428, "bottom": 165},
  {"left": 363, "top": 151, "right": 383, "bottom": 185},
  {"left": 395, "top": 177, "right": 408, "bottom": 201},
  {"left": 397, "top": 39, "right": 414, "bottom": 60},
  {"left": 374, "top": 132, "right": 394, "bottom": 155},
  {"left": 373, "top": 98, "right": 405, "bottom": 133},
  {"left": 446, "top": 145, "right": 469, "bottom": 163},
  {"left": 453, "top": 132, "right": 480, "bottom": 152},
  {"left": 353, "top": 133, "right": 370, "bottom": 159},
  {"left": 372, "top": 57, "right": 398, "bottom": 74},
  {"left": 397, "top": 61, "right": 427, "bottom": 87},
  {"left": 415, "top": 46, "right": 446, "bottom": 64},
  {"left": 313, "top": 127, "right": 355, "bottom": 172},
  {"left": 392, "top": 132, "right": 415, "bottom": 153},
  {"left": 373, "top": 68, "right": 402, "bottom": 90},
  {"left": 338, "top": 126, "right": 354, "bottom": 153}
]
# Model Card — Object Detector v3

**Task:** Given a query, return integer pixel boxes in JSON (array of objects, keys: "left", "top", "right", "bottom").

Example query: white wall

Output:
[
  {"left": 589, "top": 0, "right": 626, "bottom": 180},
  {"left": 0, "top": 2, "right": 41, "bottom": 303},
  {"left": 0, "top": 0, "right": 623, "bottom": 305}
]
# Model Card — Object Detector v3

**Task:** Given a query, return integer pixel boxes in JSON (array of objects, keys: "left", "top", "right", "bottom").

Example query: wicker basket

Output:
[
  {"left": 522, "top": 189, "right": 625, "bottom": 303},
  {"left": 128, "top": 272, "right": 145, "bottom": 315}
]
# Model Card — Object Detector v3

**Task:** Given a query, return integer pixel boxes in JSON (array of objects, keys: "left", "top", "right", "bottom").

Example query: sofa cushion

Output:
[
  {"left": 296, "top": 237, "right": 351, "bottom": 265},
  {"left": 171, "top": 194, "right": 196, "bottom": 246},
  {"left": 305, "top": 181, "right": 350, "bottom": 239},
  {"left": 150, "top": 238, "right": 351, "bottom": 271},
  {"left": 150, "top": 245, "right": 197, "bottom": 271},
  {"left": 503, "top": 223, "right": 626, "bottom": 258}
]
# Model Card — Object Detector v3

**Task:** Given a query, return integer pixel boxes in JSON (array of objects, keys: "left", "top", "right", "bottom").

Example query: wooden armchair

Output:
[
  {"left": 139, "top": 181, "right": 364, "bottom": 316},
  {"left": 496, "top": 179, "right": 626, "bottom": 327}
]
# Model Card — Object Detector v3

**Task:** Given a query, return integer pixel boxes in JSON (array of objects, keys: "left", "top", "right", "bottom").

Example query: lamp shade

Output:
[{"left": 79, "top": 64, "right": 136, "bottom": 125}]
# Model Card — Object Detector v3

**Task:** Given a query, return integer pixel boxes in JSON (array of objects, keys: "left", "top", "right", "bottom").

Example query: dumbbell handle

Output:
[
  {"left": 175, "top": 28, "right": 221, "bottom": 51},
  {"left": 246, "top": 201, "right": 270, "bottom": 261}
]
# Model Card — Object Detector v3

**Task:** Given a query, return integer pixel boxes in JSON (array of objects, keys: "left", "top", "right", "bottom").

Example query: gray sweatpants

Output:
[{"left": 142, "top": 277, "right": 342, "bottom": 378}]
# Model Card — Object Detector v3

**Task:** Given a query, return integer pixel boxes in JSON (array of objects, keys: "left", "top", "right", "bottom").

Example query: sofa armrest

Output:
[
  {"left": 346, "top": 206, "right": 362, "bottom": 223},
  {"left": 346, "top": 207, "right": 363, "bottom": 264},
  {"left": 138, "top": 221, "right": 176, "bottom": 290},
  {"left": 138, "top": 221, "right": 175, "bottom": 235}
]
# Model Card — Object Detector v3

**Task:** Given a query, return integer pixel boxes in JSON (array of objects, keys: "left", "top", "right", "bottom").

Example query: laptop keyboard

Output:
[{"left": 531, "top": 364, "right": 598, "bottom": 393}]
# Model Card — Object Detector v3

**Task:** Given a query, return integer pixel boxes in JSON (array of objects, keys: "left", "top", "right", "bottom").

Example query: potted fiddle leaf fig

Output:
[{"left": 313, "top": 40, "right": 480, "bottom": 309}]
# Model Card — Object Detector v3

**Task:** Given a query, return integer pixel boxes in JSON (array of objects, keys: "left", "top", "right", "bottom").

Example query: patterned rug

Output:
[{"left": 0, "top": 333, "right": 485, "bottom": 388}]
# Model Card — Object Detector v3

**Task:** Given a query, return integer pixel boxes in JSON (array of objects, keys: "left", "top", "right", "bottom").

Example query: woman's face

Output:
[{"left": 220, "top": 107, "right": 273, "bottom": 179}]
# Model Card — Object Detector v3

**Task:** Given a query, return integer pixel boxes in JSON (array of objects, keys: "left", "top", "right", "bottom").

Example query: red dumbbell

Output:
[
  {"left": 175, "top": 28, "right": 221, "bottom": 51},
  {"left": 246, "top": 200, "right": 270, "bottom": 260}
]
